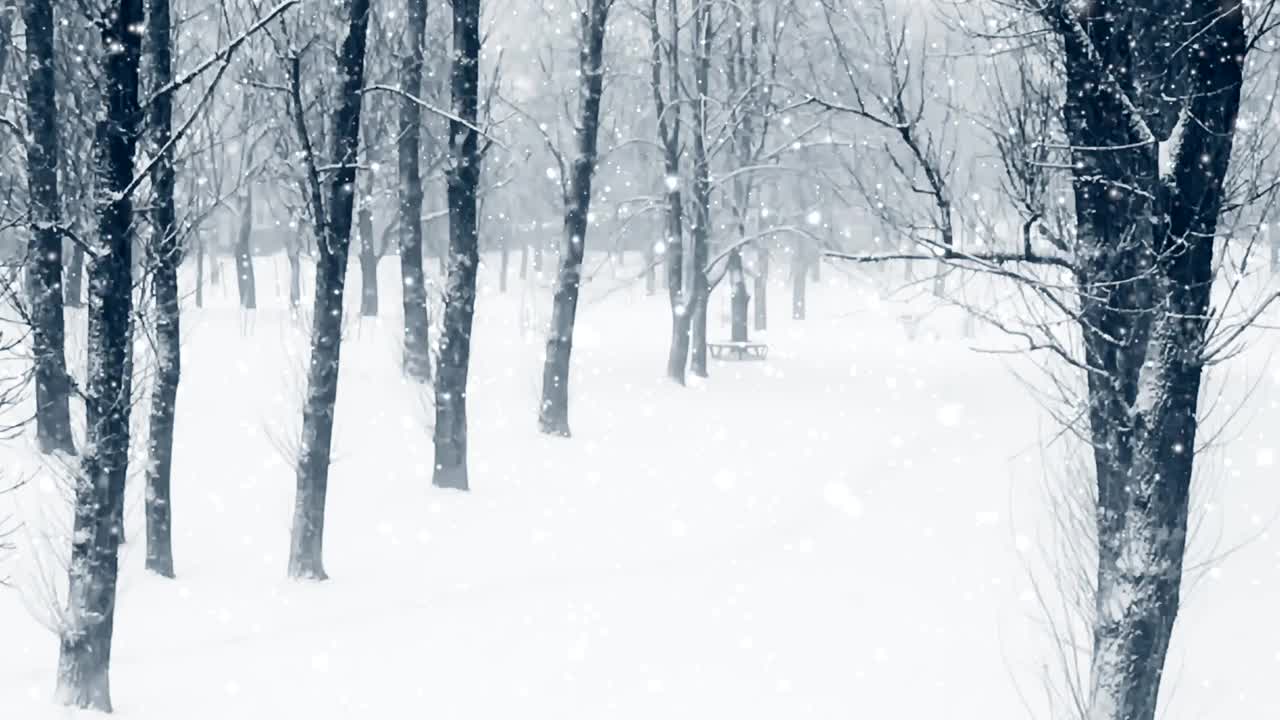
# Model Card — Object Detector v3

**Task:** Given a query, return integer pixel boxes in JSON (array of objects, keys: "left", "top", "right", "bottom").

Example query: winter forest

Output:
[{"left": 0, "top": 0, "right": 1279, "bottom": 716}]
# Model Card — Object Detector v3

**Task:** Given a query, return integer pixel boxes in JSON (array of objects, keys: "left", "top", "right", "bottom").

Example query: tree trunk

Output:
[
  {"left": 288, "top": 0, "right": 371, "bottom": 580},
  {"left": 728, "top": 248, "right": 748, "bottom": 342},
  {"left": 1050, "top": 3, "right": 1245, "bottom": 718},
  {"left": 23, "top": 0, "right": 74, "bottom": 455},
  {"left": 519, "top": 237, "right": 529, "bottom": 280},
  {"left": 358, "top": 202, "right": 378, "bottom": 317},
  {"left": 432, "top": 0, "right": 481, "bottom": 490},
  {"left": 686, "top": 1, "right": 711, "bottom": 379},
  {"left": 55, "top": 0, "right": 143, "bottom": 708},
  {"left": 235, "top": 192, "right": 256, "bottom": 310},
  {"left": 649, "top": 0, "right": 688, "bottom": 384},
  {"left": 144, "top": 0, "right": 178, "bottom": 579},
  {"left": 397, "top": 0, "right": 430, "bottom": 380},
  {"left": 754, "top": 245, "right": 768, "bottom": 331},
  {"left": 689, "top": 276, "right": 708, "bottom": 376},
  {"left": 538, "top": 0, "right": 611, "bottom": 437}
]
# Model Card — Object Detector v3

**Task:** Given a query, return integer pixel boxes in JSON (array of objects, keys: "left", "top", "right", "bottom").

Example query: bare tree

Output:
[
  {"left": 55, "top": 0, "right": 145, "bottom": 708},
  {"left": 431, "top": 0, "right": 486, "bottom": 489},
  {"left": 647, "top": 0, "right": 689, "bottom": 383},
  {"left": 538, "top": 0, "right": 614, "bottom": 436},
  {"left": 398, "top": 0, "right": 432, "bottom": 381},
  {"left": 287, "top": 0, "right": 372, "bottom": 579},
  {"left": 142, "top": 0, "right": 178, "bottom": 579},
  {"left": 23, "top": 0, "right": 75, "bottom": 454}
]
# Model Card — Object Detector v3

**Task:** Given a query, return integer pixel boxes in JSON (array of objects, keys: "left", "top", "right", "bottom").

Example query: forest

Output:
[{"left": 2, "top": 0, "right": 1280, "bottom": 717}]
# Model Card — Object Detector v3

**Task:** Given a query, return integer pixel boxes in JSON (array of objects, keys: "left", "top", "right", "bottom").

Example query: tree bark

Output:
[
  {"left": 55, "top": 0, "right": 143, "bottom": 708},
  {"left": 432, "top": 0, "right": 481, "bottom": 489},
  {"left": 538, "top": 0, "right": 611, "bottom": 437},
  {"left": 23, "top": 0, "right": 75, "bottom": 455},
  {"left": 65, "top": 243, "right": 85, "bottom": 308},
  {"left": 235, "top": 191, "right": 256, "bottom": 310},
  {"left": 398, "top": 0, "right": 431, "bottom": 381},
  {"left": 288, "top": 0, "right": 372, "bottom": 580},
  {"left": 1050, "top": 2, "right": 1245, "bottom": 717},
  {"left": 144, "top": 0, "right": 178, "bottom": 579}
]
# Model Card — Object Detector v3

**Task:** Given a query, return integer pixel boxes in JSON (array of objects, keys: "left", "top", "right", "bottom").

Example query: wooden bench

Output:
[{"left": 708, "top": 341, "right": 769, "bottom": 361}]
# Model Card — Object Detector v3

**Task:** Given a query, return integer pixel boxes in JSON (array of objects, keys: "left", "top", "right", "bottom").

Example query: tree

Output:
[
  {"left": 55, "top": 0, "right": 144, "bottom": 708},
  {"left": 398, "top": 0, "right": 432, "bottom": 381},
  {"left": 817, "top": 0, "right": 1262, "bottom": 715},
  {"left": 287, "top": 0, "right": 372, "bottom": 580},
  {"left": 432, "top": 0, "right": 482, "bottom": 489},
  {"left": 143, "top": 0, "right": 178, "bottom": 579},
  {"left": 23, "top": 0, "right": 75, "bottom": 454},
  {"left": 1050, "top": 2, "right": 1245, "bottom": 716},
  {"left": 686, "top": 0, "right": 712, "bottom": 377},
  {"left": 647, "top": 0, "right": 689, "bottom": 383},
  {"left": 538, "top": 0, "right": 614, "bottom": 436}
]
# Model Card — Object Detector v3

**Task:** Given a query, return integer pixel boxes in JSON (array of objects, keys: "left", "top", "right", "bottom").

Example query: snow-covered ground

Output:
[{"left": 2, "top": 253, "right": 1280, "bottom": 718}]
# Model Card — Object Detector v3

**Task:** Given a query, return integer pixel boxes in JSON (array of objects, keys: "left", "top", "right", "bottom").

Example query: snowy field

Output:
[{"left": 3, "top": 253, "right": 1280, "bottom": 718}]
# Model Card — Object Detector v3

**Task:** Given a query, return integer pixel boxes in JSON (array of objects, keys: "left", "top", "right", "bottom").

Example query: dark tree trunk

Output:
[
  {"left": 538, "top": 0, "right": 611, "bottom": 437},
  {"left": 433, "top": 0, "right": 482, "bottom": 489},
  {"left": 55, "top": 0, "right": 143, "bottom": 709},
  {"left": 235, "top": 192, "right": 256, "bottom": 310},
  {"left": 65, "top": 242, "right": 86, "bottom": 308},
  {"left": 1048, "top": 2, "right": 1245, "bottom": 718},
  {"left": 398, "top": 0, "right": 431, "bottom": 381},
  {"left": 688, "top": 274, "right": 708, "bottom": 376},
  {"left": 23, "top": 0, "right": 74, "bottom": 455},
  {"left": 358, "top": 201, "right": 378, "bottom": 317},
  {"left": 288, "top": 0, "right": 371, "bottom": 581},
  {"left": 791, "top": 249, "right": 806, "bottom": 320},
  {"left": 754, "top": 245, "right": 768, "bottom": 331},
  {"left": 728, "top": 248, "right": 748, "bottom": 342},
  {"left": 144, "top": 0, "right": 178, "bottom": 579}
]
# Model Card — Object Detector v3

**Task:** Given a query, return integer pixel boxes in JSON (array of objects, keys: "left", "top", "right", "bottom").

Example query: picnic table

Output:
[{"left": 708, "top": 341, "right": 769, "bottom": 361}]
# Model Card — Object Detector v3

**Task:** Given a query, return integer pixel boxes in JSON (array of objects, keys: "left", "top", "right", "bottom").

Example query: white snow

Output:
[{"left": 1, "top": 254, "right": 1279, "bottom": 718}]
